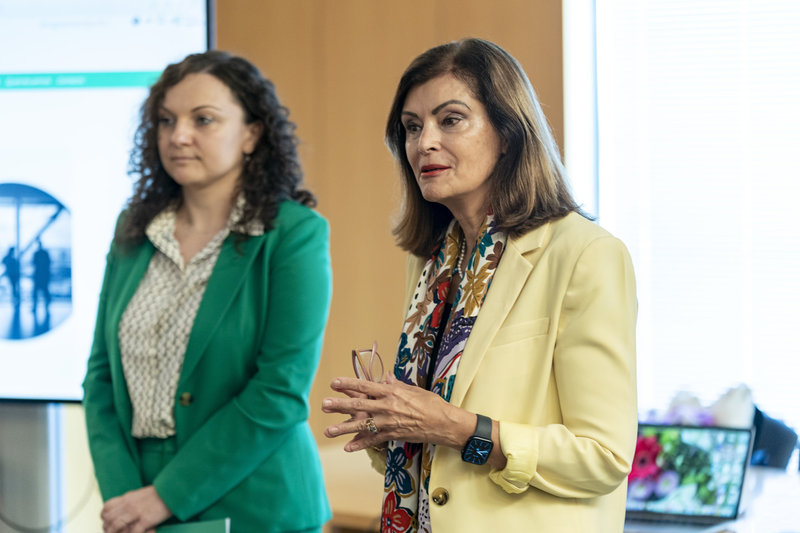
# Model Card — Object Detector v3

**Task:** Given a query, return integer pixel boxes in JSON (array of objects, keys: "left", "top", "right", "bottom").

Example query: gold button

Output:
[
  {"left": 179, "top": 392, "right": 193, "bottom": 406},
  {"left": 431, "top": 487, "right": 449, "bottom": 505}
]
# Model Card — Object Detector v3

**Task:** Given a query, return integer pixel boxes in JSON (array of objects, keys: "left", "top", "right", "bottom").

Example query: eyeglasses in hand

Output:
[{"left": 352, "top": 340, "right": 385, "bottom": 383}]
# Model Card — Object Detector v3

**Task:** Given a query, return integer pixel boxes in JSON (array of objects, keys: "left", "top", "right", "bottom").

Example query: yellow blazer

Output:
[{"left": 375, "top": 212, "right": 638, "bottom": 532}]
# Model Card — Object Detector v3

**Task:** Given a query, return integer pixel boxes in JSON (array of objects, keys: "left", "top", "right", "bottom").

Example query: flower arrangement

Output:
[
  {"left": 642, "top": 385, "right": 754, "bottom": 429},
  {"left": 628, "top": 428, "right": 716, "bottom": 505}
]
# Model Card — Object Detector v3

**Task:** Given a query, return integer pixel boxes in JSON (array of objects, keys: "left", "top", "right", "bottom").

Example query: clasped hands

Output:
[
  {"left": 100, "top": 485, "right": 171, "bottom": 533},
  {"left": 322, "top": 374, "right": 476, "bottom": 452}
]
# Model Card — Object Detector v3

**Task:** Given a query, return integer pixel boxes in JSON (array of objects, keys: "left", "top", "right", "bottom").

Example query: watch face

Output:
[{"left": 462, "top": 437, "right": 493, "bottom": 465}]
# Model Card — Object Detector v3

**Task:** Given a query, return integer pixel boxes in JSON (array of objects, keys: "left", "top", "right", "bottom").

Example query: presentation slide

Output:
[{"left": 0, "top": 0, "right": 209, "bottom": 401}]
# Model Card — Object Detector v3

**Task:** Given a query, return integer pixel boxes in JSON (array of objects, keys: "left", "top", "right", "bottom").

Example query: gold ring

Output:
[{"left": 365, "top": 417, "right": 379, "bottom": 434}]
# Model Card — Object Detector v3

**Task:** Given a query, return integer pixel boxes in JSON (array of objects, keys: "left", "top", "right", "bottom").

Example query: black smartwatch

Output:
[{"left": 461, "top": 414, "right": 494, "bottom": 465}]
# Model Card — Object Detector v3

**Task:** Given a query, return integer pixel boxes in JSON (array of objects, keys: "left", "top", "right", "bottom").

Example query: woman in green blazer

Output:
[{"left": 83, "top": 51, "right": 331, "bottom": 533}]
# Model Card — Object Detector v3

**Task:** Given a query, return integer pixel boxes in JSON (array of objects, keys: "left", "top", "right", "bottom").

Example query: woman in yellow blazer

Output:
[{"left": 323, "top": 39, "right": 637, "bottom": 532}]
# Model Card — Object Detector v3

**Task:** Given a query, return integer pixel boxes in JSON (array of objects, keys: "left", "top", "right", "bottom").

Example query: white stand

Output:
[{"left": 0, "top": 402, "right": 59, "bottom": 533}]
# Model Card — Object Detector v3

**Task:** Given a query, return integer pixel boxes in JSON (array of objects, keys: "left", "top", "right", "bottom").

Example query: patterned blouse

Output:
[{"left": 119, "top": 200, "right": 263, "bottom": 438}]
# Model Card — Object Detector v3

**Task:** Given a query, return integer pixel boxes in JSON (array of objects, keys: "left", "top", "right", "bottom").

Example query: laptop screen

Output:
[{"left": 626, "top": 424, "right": 753, "bottom": 521}]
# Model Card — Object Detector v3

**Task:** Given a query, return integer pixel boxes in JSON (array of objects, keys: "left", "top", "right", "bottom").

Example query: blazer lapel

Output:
[
  {"left": 449, "top": 222, "right": 551, "bottom": 407},
  {"left": 179, "top": 234, "right": 265, "bottom": 383}
]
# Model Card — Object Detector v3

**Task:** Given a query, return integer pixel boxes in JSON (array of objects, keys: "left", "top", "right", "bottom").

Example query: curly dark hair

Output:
[
  {"left": 118, "top": 50, "right": 314, "bottom": 245},
  {"left": 386, "top": 38, "right": 585, "bottom": 257}
]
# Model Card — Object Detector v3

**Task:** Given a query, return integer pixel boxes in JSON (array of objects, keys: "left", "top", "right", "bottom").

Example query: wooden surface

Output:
[{"left": 318, "top": 445, "right": 384, "bottom": 533}]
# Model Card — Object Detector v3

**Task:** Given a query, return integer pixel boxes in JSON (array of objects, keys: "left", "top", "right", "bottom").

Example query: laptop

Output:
[{"left": 624, "top": 423, "right": 754, "bottom": 533}]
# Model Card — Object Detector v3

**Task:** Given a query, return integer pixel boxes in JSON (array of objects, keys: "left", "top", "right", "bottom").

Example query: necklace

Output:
[{"left": 454, "top": 237, "right": 467, "bottom": 276}]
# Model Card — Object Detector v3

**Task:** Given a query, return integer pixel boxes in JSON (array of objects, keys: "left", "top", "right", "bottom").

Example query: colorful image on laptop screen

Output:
[{"left": 626, "top": 424, "right": 752, "bottom": 520}]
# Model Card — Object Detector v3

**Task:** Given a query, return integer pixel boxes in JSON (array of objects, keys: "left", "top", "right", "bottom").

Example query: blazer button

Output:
[
  {"left": 179, "top": 392, "right": 193, "bottom": 406},
  {"left": 431, "top": 487, "right": 449, "bottom": 505}
]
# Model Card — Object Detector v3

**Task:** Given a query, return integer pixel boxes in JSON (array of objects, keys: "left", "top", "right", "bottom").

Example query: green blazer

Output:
[{"left": 83, "top": 201, "right": 332, "bottom": 532}]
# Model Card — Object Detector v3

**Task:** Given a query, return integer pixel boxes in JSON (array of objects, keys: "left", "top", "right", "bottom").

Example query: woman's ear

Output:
[{"left": 243, "top": 121, "right": 264, "bottom": 155}]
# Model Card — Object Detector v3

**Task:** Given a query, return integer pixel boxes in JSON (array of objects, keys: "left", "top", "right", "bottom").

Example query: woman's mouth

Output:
[
  {"left": 171, "top": 155, "right": 197, "bottom": 163},
  {"left": 420, "top": 164, "right": 450, "bottom": 177}
]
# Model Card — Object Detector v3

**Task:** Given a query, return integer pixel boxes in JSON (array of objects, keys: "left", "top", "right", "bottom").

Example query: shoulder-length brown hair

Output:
[
  {"left": 386, "top": 38, "right": 585, "bottom": 257},
  {"left": 118, "top": 50, "right": 314, "bottom": 245}
]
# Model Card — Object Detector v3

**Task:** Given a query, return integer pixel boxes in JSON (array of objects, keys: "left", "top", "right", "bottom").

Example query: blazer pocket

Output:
[{"left": 491, "top": 317, "right": 550, "bottom": 347}]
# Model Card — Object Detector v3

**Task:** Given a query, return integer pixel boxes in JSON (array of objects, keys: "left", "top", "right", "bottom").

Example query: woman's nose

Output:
[
  {"left": 170, "top": 119, "right": 192, "bottom": 145},
  {"left": 417, "top": 124, "right": 440, "bottom": 153}
]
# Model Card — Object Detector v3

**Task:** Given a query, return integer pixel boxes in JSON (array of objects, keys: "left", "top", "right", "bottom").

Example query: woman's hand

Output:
[
  {"left": 322, "top": 375, "right": 476, "bottom": 452},
  {"left": 100, "top": 485, "right": 171, "bottom": 533}
]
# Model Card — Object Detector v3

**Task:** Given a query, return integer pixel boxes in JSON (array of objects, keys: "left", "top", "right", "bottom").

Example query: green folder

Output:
[{"left": 156, "top": 518, "right": 230, "bottom": 533}]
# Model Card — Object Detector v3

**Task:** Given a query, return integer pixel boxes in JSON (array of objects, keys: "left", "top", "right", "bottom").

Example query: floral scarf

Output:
[{"left": 380, "top": 213, "right": 506, "bottom": 533}]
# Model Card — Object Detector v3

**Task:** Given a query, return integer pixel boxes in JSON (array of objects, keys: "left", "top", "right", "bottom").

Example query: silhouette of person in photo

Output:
[
  {"left": 2, "top": 246, "right": 20, "bottom": 307},
  {"left": 32, "top": 239, "right": 52, "bottom": 315}
]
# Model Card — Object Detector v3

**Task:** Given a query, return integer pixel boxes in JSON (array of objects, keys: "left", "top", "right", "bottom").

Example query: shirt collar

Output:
[
  {"left": 145, "top": 195, "right": 265, "bottom": 265},
  {"left": 145, "top": 194, "right": 264, "bottom": 243}
]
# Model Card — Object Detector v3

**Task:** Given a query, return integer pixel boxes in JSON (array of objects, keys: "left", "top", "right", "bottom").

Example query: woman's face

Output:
[
  {"left": 401, "top": 73, "right": 503, "bottom": 218},
  {"left": 157, "top": 72, "right": 260, "bottom": 195}
]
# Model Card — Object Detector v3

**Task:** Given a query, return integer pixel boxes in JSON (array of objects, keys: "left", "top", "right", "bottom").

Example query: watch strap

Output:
[{"left": 474, "top": 413, "right": 492, "bottom": 440}]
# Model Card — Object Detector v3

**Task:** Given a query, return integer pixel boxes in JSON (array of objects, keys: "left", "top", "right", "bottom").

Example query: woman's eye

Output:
[
  {"left": 157, "top": 116, "right": 174, "bottom": 127},
  {"left": 197, "top": 115, "right": 214, "bottom": 125},
  {"left": 442, "top": 115, "right": 462, "bottom": 127},
  {"left": 404, "top": 122, "right": 421, "bottom": 135}
]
